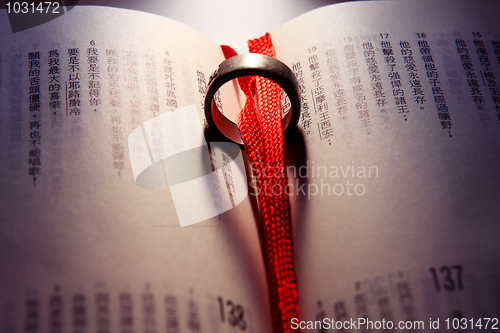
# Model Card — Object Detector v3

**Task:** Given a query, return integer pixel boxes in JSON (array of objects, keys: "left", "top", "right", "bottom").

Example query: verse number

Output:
[
  {"left": 217, "top": 297, "right": 247, "bottom": 331},
  {"left": 380, "top": 33, "right": 389, "bottom": 39},
  {"left": 416, "top": 33, "right": 427, "bottom": 38},
  {"left": 5, "top": 2, "right": 60, "bottom": 14},
  {"left": 472, "top": 32, "right": 482, "bottom": 38},
  {"left": 429, "top": 265, "right": 464, "bottom": 292}
]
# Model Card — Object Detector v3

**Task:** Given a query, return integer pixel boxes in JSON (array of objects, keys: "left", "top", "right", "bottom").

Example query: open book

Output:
[{"left": 1, "top": 0, "right": 499, "bottom": 331}]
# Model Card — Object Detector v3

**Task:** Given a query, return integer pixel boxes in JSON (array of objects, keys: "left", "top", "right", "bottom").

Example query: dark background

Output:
[{"left": 1, "top": 0, "right": 351, "bottom": 52}]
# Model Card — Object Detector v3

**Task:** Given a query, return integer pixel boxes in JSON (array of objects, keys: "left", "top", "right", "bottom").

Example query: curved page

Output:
[
  {"left": 272, "top": 0, "right": 500, "bottom": 328},
  {"left": 0, "top": 6, "right": 271, "bottom": 333}
]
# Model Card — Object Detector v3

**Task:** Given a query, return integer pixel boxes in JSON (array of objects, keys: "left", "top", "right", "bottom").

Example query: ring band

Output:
[{"left": 204, "top": 53, "right": 301, "bottom": 146}]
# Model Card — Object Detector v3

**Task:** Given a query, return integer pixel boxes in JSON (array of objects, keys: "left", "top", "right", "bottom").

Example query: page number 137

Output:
[{"left": 429, "top": 265, "right": 464, "bottom": 292}]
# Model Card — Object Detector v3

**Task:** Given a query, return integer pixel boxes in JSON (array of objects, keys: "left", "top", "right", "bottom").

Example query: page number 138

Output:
[{"left": 217, "top": 296, "right": 247, "bottom": 331}]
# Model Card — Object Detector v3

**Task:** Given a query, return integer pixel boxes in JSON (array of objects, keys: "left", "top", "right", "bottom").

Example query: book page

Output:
[
  {"left": 272, "top": 0, "right": 500, "bottom": 328},
  {"left": 0, "top": 7, "right": 271, "bottom": 333}
]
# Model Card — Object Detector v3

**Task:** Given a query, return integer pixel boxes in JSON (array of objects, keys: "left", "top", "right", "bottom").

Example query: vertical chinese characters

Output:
[
  {"left": 492, "top": 40, "right": 500, "bottom": 120},
  {"left": 309, "top": 48, "right": 333, "bottom": 142},
  {"left": 291, "top": 62, "right": 312, "bottom": 135},
  {"left": 87, "top": 43, "right": 101, "bottom": 112},
  {"left": 95, "top": 292, "right": 110, "bottom": 333},
  {"left": 326, "top": 48, "right": 349, "bottom": 122},
  {"left": 399, "top": 41, "right": 426, "bottom": 106},
  {"left": 345, "top": 38, "right": 371, "bottom": 134},
  {"left": 455, "top": 38, "right": 486, "bottom": 118},
  {"left": 124, "top": 50, "right": 140, "bottom": 129},
  {"left": 381, "top": 40, "right": 408, "bottom": 121},
  {"left": 67, "top": 48, "right": 81, "bottom": 116},
  {"left": 48, "top": 49, "right": 61, "bottom": 114},
  {"left": 145, "top": 54, "right": 161, "bottom": 161},
  {"left": 28, "top": 51, "right": 41, "bottom": 184},
  {"left": 106, "top": 49, "right": 125, "bottom": 176},
  {"left": 48, "top": 289, "right": 63, "bottom": 333},
  {"left": 418, "top": 38, "right": 452, "bottom": 134},
  {"left": 163, "top": 52, "right": 177, "bottom": 109},
  {"left": 24, "top": 298, "right": 40, "bottom": 333},
  {"left": 473, "top": 37, "right": 500, "bottom": 120},
  {"left": 72, "top": 294, "right": 86, "bottom": 333},
  {"left": 363, "top": 42, "right": 387, "bottom": 114},
  {"left": 142, "top": 292, "right": 157, "bottom": 333},
  {"left": 197, "top": 69, "right": 206, "bottom": 111}
]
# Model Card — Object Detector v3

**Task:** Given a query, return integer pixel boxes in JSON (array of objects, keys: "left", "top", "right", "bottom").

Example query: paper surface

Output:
[
  {"left": 272, "top": 0, "right": 500, "bottom": 324},
  {"left": 0, "top": 7, "right": 271, "bottom": 332}
]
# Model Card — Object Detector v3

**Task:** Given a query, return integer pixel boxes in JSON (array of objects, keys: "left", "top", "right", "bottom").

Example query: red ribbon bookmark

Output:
[{"left": 221, "top": 33, "right": 299, "bottom": 333}]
